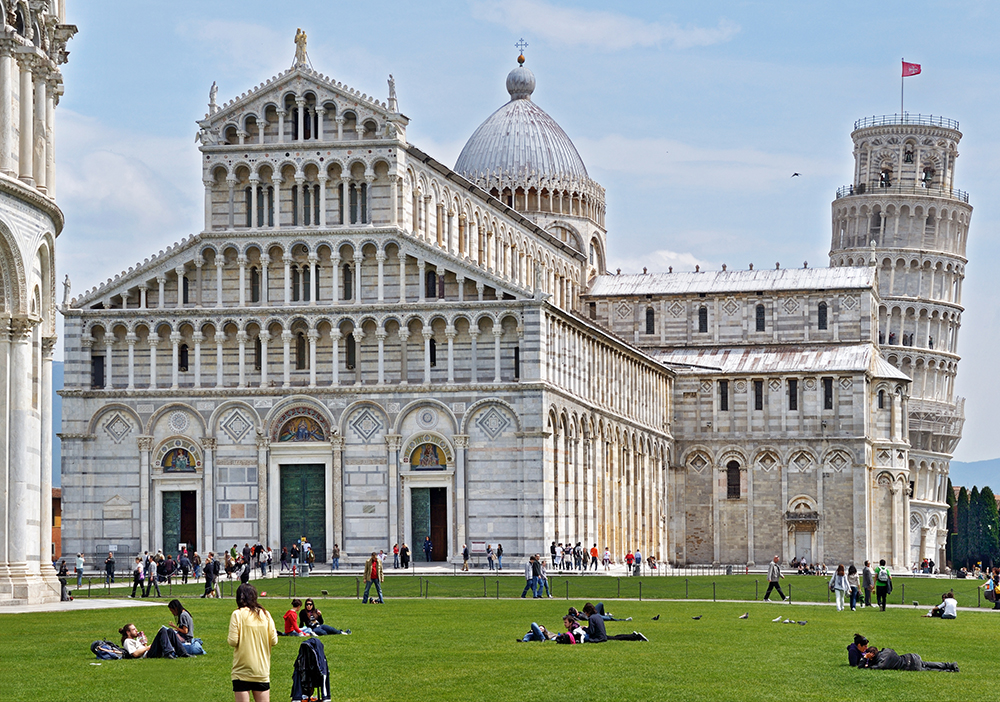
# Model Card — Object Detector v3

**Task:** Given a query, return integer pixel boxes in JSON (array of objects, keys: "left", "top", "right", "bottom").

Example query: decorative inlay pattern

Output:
[
  {"left": 416, "top": 408, "right": 438, "bottom": 429},
  {"left": 103, "top": 413, "right": 132, "bottom": 444},
  {"left": 169, "top": 412, "right": 189, "bottom": 432},
  {"left": 221, "top": 410, "right": 252, "bottom": 443},
  {"left": 475, "top": 406, "right": 511, "bottom": 440},
  {"left": 783, "top": 298, "right": 799, "bottom": 314},
  {"left": 616, "top": 301, "right": 632, "bottom": 320},
  {"left": 669, "top": 301, "right": 685, "bottom": 317},
  {"left": 349, "top": 408, "right": 383, "bottom": 442},
  {"left": 722, "top": 298, "right": 740, "bottom": 316}
]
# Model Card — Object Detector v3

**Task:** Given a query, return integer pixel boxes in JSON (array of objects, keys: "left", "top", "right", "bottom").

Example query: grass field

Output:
[{"left": 2, "top": 575, "right": 991, "bottom": 702}]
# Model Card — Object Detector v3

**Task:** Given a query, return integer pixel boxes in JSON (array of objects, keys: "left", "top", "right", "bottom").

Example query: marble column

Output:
[
  {"left": 0, "top": 326, "right": 10, "bottom": 591},
  {"left": 126, "top": 333, "right": 137, "bottom": 390},
  {"left": 445, "top": 326, "right": 456, "bottom": 383},
  {"left": 0, "top": 48, "right": 13, "bottom": 175},
  {"left": 454, "top": 435, "right": 469, "bottom": 547},
  {"left": 137, "top": 436, "right": 153, "bottom": 554},
  {"left": 38, "top": 338, "right": 55, "bottom": 579},
  {"left": 376, "top": 251, "right": 385, "bottom": 302},
  {"left": 201, "top": 438, "right": 216, "bottom": 554},
  {"left": 422, "top": 330, "right": 432, "bottom": 384},
  {"left": 147, "top": 338, "right": 158, "bottom": 389},
  {"left": 376, "top": 329, "right": 386, "bottom": 385},
  {"left": 256, "top": 436, "right": 269, "bottom": 546},
  {"left": 282, "top": 330, "right": 292, "bottom": 387},
  {"left": 103, "top": 331, "right": 113, "bottom": 390},
  {"left": 398, "top": 252, "right": 406, "bottom": 303},
  {"left": 386, "top": 435, "right": 402, "bottom": 545},
  {"left": 493, "top": 328, "right": 503, "bottom": 383},
  {"left": 238, "top": 255, "right": 247, "bottom": 307},
  {"left": 32, "top": 72, "right": 45, "bottom": 193},
  {"left": 236, "top": 331, "right": 247, "bottom": 388},
  {"left": 215, "top": 332, "right": 225, "bottom": 387},
  {"left": 332, "top": 437, "right": 344, "bottom": 549},
  {"left": 308, "top": 255, "right": 319, "bottom": 306},
  {"left": 398, "top": 329, "right": 409, "bottom": 385},
  {"left": 389, "top": 174, "right": 399, "bottom": 226},
  {"left": 16, "top": 54, "right": 32, "bottom": 185},
  {"left": 308, "top": 329, "right": 318, "bottom": 387},
  {"left": 318, "top": 175, "right": 328, "bottom": 227},
  {"left": 353, "top": 253, "right": 363, "bottom": 305},
  {"left": 170, "top": 332, "right": 181, "bottom": 389},
  {"left": 7, "top": 320, "right": 35, "bottom": 591},
  {"left": 259, "top": 332, "right": 269, "bottom": 388},
  {"left": 283, "top": 254, "right": 291, "bottom": 305},
  {"left": 192, "top": 332, "right": 203, "bottom": 388},
  {"left": 214, "top": 262, "right": 223, "bottom": 308}
]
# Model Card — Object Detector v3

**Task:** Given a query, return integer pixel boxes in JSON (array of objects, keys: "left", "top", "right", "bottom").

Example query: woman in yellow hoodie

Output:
[{"left": 228, "top": 583, "right": 279, "bottom": 702}]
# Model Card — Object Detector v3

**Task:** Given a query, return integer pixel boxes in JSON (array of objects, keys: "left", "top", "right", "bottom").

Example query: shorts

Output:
[{"left": 232, "top": 680, "right": 270, "bottom": 692}]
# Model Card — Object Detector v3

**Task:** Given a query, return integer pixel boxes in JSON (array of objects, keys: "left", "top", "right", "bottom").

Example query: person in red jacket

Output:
[
  {"left": 283, "top": 599, "right": 312, "bottom": 636},
  {"left": 625, "top": 551, "right": 635, "bottom": 575}
]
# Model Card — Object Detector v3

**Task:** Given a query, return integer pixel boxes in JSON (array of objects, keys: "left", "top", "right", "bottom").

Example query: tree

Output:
[
  {"left": 956, "top": 486, "right": 970, "bottom": 569},
  {"left": 979, "top": 486, "right": 1000, "bottom": 568},
  {"left": 946, "top": 479, "right": 956, "bottom": 566},
  {"left": 969, "top": 487, "right": 982, "bottom": 567}
]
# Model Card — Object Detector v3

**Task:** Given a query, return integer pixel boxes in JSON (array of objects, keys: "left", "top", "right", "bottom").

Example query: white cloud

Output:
[
  {"left": 577, "top": 134, "right": 835, "bottom": 191},
  {"left": 57, "top": 110, "right": 202, "bottom": 295},
  {"left": 472, "top": 0, "right": 739, "bottom": 50},
  {"left": 610, "top": 247, "right": 711, "bottom": 274}
]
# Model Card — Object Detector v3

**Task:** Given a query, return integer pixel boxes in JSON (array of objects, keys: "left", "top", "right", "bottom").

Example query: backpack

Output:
[
  {"left": 91, "top": 640, "right": 126, "bottom": 660},
  {"left": 877, "top": 568, "right": 889, "bottom": 583}
]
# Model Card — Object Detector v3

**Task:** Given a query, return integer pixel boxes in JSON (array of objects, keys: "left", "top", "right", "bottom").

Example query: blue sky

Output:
[{"left": 54, "top": 1, "right": 1000, "bottom": 460}]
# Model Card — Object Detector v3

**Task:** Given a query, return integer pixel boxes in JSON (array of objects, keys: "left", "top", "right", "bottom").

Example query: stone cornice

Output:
[{"left": 0, "top": 170, "right": 62, "bottom": 233}]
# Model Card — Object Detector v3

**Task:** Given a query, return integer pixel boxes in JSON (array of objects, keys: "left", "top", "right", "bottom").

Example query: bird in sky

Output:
[{"left": 791, "top": 173, "right": 801, "bottom": 177}]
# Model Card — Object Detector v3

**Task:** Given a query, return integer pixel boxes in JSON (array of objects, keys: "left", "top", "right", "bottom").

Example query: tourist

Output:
[
  {"left": 363, "top": 551, "right": 384, "bottom": 604},
  {"left": 923, "top": 591, "right": 958, "bottom": 619},
  {"left": 574, "top": 543, "right": 583, "bottom": 570},
  {"left": 306, "top": 547, "right": 315, "bottom": 572},
  {"left": 858, "top": 646, "right": 958, "bottom": 672},
  {"left": 229, "top": 583, "right": 279, "bottom": 702},
  {"left": 625, "top": 550, "right": 634, "bottom": 575},
  {"left": 486, "top": 544, "right": 495, "bottom": 571},
  {"left": 581, "top": 603, "right": 647, "bottom": 642},
  {"left": 57, "top": 560, "right": 70, "bottom": 601},
  {"left": 400, "top": 543, "right": 410, "bottom": 569},
  {"left": 847, "top": 564, "right": 860, "bottom": 611},
  {"left": 393, "top": 543, "right": 400, "bottom": 569},
  {"left": 829, "top": 564, "right": 849, "bottom": 611},
  {"left": 496, "top": 543, "right": 503, "bottom": 570},
  {"left": 847, "top": 633, "right": 869, "bottom": 666},
  {"left": 266, "top": 547, "right": 273, "bottom": 575},
  {"left": 75, "top": 552, "right": 85, "bottom": 589},
  {"left": 553, "top": 543, "right": 563, "bottom": 570},
  {"left": 131, "top": 557, "right": 144, "bottom": 598},
  {"left": 104, "top": 552, "right": 116, "bottom": 585},
  {"left": 331, "top": 543, "right": 341, "bottom": 571},
  {"left": 874, "top": 559, "right": 892, "bottom": 611},
  {"left": 162, "top": 554, "right": 176, "bottom": 584},
  {"left": 118, "top": 622, "right": 189, "bottom": 659},
  {"left": 179, "top": 552, "right": 191, "bottom": 584},
  {"left": 518, "top": 622, "right": 556, "bottom": 642},
  {"left": 521, "top": 555, "right": 537, "bottom": 598},
  {"left": 862, "top": 561, "right": 875, "bottom": 607},
  {"left": 283, "top": 599, "right": 312, "bottom": 636},
  {"left": 582, "top": 547, "right": 590, "bottom": 571},
  {"left": 538, "top": 559, "right": 553, "bottom": 598},
  {"left": 166, "top": 599, "right": 204, "bottom": 655},
  {"left": 591, "top": 544, "right": 600, "bottom": 571},
  {"left": 242, "top": 543, "right": 251, "bottom": 565},
  {"left": 290, "top": 542, "right": 300, "bottom": 569},
  {"left": 144, "top": 556, "right": 161, "bottom": 598},
  {"left": 202, "top": 552, "right": 217, "bottom": 598},
  {"left": 299, "top": 598, "right": 350, "bottom": 635},
  {"left": 192, "top": 552, "right": 202, "bottom": 581},
  {"left": 563, "top": 614, "right": 587, "bottom": 643},
  {"left": 462, "top": 544, "right": 469, "bottom": 572},
  {"left": 257, "top": 549, "right": 267, "bottom": 579},
  {"left": 603, "top": 548, "right": 611, "bottom": 571},
  {"left": 423, "top": 536, "right": 433, "bottom": 562},
  {"left": 763, "top": 555, "right": 787, "bottom": 602},
  {"left": 982, "top": 568, "right": 1000, "bottom": 610},
  {"left": 280, "top": 547, "right": 290, "bottom": 572},
  {"left": 568, "top": 604, "right": 631, "bottom": 622}
]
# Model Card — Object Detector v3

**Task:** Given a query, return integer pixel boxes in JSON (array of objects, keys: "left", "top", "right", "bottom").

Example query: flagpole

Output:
[{"left": 901, "top": 58, "right": 904, "bottom": 118}]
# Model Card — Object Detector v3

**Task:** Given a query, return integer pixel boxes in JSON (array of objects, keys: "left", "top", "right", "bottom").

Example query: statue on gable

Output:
[
  {"left": 62, "top": 274, "right": 71, "bottom": 308},
  {"left": 209, "top": 81, "right": 218, "bottom": 114},
  {"left": 294, "top": 28, "right": 308, "bottom": 66},
  {"left": 387, "top": 74, "right": 397, "bottom": 112}
]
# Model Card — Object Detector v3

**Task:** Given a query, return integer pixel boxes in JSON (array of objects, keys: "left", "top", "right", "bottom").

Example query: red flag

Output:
[{"left": 902, "top": 61, "right": 921, "bottom": 77}]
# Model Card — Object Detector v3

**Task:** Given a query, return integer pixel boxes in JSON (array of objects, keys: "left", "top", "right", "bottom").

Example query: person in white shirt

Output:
[
  {"left": 924, "top": 591, "right": 958, "bottom": 619},
  {"left": 75, "top": 553, "right": 85, "bottom": 588}
]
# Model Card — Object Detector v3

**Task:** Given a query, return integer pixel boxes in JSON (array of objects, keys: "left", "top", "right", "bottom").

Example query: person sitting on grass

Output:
[
  {"left": 298, "top": 598, "right": 350, "bottom": 635},
  {"left": 118, "top": 622, "right": 190, "bottom": 659},
  {"left": 561, "top": 615, "right": 587, "bottom": 643},
  {"left": 283, "top": 599, "right": 313, "bottom": 636},
  {"left": 923, "top": 591, "right": 958, "bottom": 619},
  {"left": 847, "top": 634, "right": 869, "bottom": 666},
  {"left": 165, "top": 599, "right": 205, "bottom": 655},
  {"left": 581, "top": 603, "right": 648, "bottom": 642},
  {"left": 858, "top": 646, "right": 958, "bottom": 672},
  {"left": 568, "top": 603, "right": 631, "bottom": 622}
]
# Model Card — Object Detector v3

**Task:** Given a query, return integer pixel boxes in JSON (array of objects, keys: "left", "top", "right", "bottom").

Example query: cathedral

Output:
[{"left": 59, "top": 35, "right": 970, "bottom": 571}]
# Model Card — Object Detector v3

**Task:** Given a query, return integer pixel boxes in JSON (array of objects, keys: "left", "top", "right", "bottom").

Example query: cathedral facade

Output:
[
  {"left": 59, "top": 40, "right": 969, "bottom": 570},
  {"left": 0, "top": 0, "right": 74, "bottom": 605}
]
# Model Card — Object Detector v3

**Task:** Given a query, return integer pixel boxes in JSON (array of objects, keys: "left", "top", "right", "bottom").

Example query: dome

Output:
[{"left": 455, "top": 59, "right": 589, "bottom": 182}]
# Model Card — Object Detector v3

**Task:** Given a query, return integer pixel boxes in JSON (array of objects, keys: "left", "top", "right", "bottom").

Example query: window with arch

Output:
[
  {"left": 91, "top": 354, "right": 105, "bottom": 388},
  {"left": 698, "top": 306, "right": 708, "bottom": 333},
  {"left": 291, "top": 265, "right": 301, "bottom": 302},
  {"left": 878, "top": 389, "right": 885, "bottom": 409},
  {"left": 425, "top": 270, "right": 438, "bottom": 299},
  {"left": 179, "top": 344, "right": 189, "bottom": 372},
  {"left": 182, "top": 276, "right": 189, "bottom": 305},
  {"left": 250, "top": 266, "right": 260, "bottom": 303},
  {"left": 788, "top": 378, "right": 798, "bottom": 411},
  {"left": 823, "top": 377, "right": 834, "bottom": 410},
  {"left": 302, "top": 265, "right": 311, "bottom": 303},
  {"left": 345, "top": 334, "right": 356, "bottom": 369},
  {"left": 313, "top": 264, "right": 321, "bottom": 301},
  {"left": 429, "top": 337, "right": 437, "bottom": 367},
  {"left": 589, "top": 243, "right": 595, "bottom": 265},
  {"left": 753, "top": 380, "right": 763, "bottom": 410},
  {"left": 726, "top": 461, "right": 741, "bottom": 499},
  {"left": 343, "top": 263, "right": 353, "bottom": 300},
  {"left": 514, "top": 346, "right": 521, "bottom": 380},
  {"left": 817, "top": 301, "right": 828, "bottom": 330},
  {"left": 295, "top": 332, "right": 307, "bottom": 370},
  {"left": 645, "top": 307, "right": 655, "bottom": 335},
  {"left": 291, "top": 185, "right": 299, "bottom": 226},
  {"left": 870, "top": 212, "right": 881, "bottom": 234},
  {"left": 303, "top": 184, "right": 311, "bottom": 225},
  {"left": 254, "top": 336, "right": 262, "bottom": 370},
  {"left": 755, "top": 304, "right": 765, "bottom": 332},
  {"left": 244, "top": 187, "right": 253, "bottom": 227},
  {"left": 719, "top": 380, "right": 729, "bottom": 411}
]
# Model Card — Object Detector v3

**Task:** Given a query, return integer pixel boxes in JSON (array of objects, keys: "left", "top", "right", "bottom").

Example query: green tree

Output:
[
  {"left": 945, "top": 479, "right": 956, "bottom": 565},
  {"left": 979, "top": 486, "right": 1000, "bottom": 568},
  {"left": 968, "top": 487, "right": 982, "bottom": 567},
  {"left": 956, "top": 486, "right": 970, "bottom": 568}
]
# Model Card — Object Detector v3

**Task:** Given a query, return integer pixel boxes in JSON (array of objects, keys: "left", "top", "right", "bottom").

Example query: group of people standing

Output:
[{"left": 764, "top": 556, "right": 895, "bottom": 612}]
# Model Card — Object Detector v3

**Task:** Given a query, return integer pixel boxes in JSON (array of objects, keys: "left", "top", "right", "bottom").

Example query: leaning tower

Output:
[{"left": 830, "top": 114, "right": 971, "bottom": 568}]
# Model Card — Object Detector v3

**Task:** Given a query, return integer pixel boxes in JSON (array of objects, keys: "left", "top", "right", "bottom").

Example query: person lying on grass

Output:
[
  {"left": 518, "top": 622, "right": 557, "bottom": 642},
  {"left": 118, "top": 622, "right": 190, "bottom": 659},
  {"left": 858, "top": 646, "right": 958, "bottom": 672},
  {"left": 581, "top": 603, "right": 647, "bottom": 642}
]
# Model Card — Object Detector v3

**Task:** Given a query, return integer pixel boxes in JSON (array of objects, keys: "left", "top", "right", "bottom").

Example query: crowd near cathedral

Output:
[{"left": 0, "top": 17, "right": 974, "bottom": 603}]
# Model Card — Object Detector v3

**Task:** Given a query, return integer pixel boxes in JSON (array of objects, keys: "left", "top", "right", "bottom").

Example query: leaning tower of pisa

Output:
[{"left": 830, "top": 114, "right": 971, "bottom": 567}]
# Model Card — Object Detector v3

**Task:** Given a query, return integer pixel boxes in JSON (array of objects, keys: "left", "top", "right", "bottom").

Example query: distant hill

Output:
[{"left": 949, "top": 458, "right": 1000, "bottom": 491}]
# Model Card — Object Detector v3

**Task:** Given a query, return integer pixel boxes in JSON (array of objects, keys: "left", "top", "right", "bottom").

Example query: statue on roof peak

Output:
[{"left": 294, "top": 28, "right": 308, "bottom": 66}]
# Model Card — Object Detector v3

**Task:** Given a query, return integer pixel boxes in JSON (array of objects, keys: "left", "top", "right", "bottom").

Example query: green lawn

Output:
[{"left": 3, "top": 576, "right": 991, "bottom": 701}]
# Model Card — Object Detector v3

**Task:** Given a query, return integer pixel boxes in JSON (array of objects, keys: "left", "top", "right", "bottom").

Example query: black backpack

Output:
[{"left": 91, "top": 640, "right": 126, "bottom": 660}]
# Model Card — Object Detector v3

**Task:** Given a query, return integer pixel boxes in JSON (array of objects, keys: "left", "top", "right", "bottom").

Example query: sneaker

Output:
[
  {"left": 625, "top": 617, "right": 633, "bottom": 621},
  {"left": 343, "top": 630, "right": 351, "bottom": 635},
  {"left": 635, "top": 632, "right": 648, "bottom": 642}
]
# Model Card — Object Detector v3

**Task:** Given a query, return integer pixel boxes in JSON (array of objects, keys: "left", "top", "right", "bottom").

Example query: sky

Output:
[{"left": 53, "top": 1, "right": 1000, "bottom": 461}]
